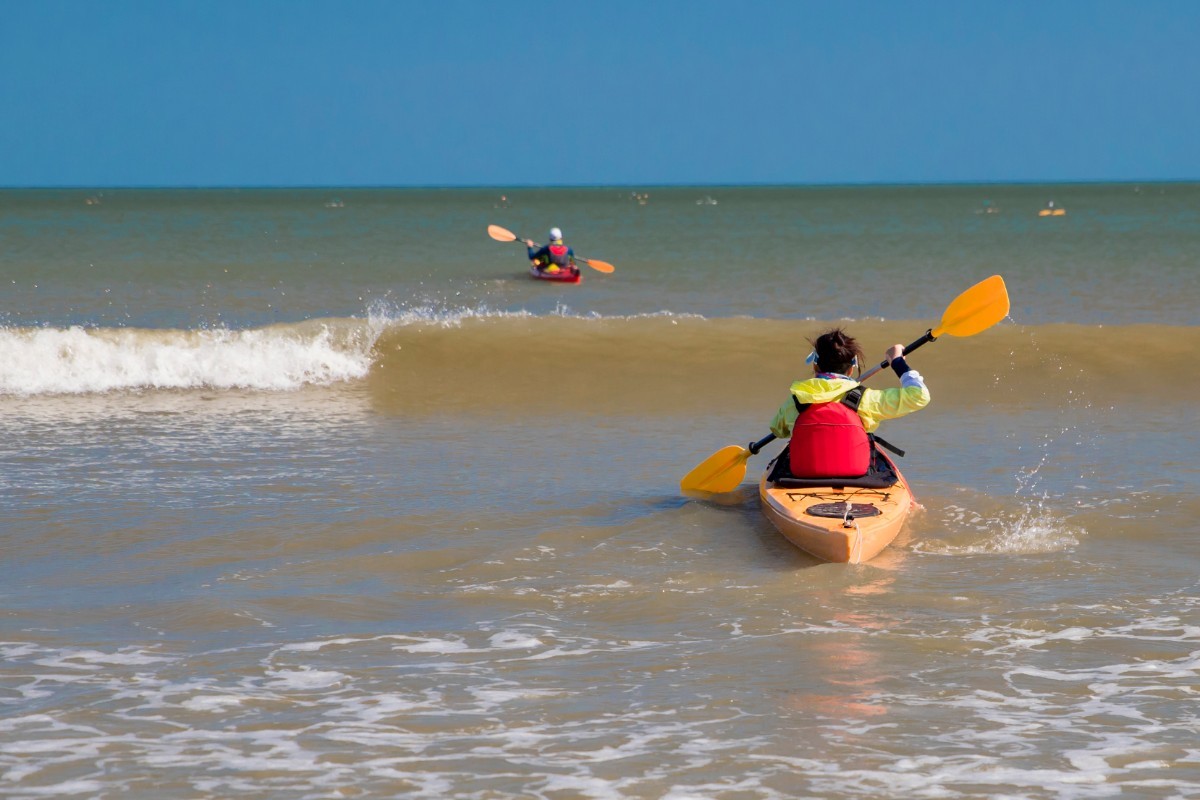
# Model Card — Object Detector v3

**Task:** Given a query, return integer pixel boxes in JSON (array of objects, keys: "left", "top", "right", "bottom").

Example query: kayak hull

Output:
[
  {"left": 529, "top": 264, "right": 582, "bottom": 284},
  {"left": 758, "top": 455, "right": 913, "bottom": 564}
]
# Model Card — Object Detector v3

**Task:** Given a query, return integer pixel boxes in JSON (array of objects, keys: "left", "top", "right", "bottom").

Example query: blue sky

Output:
[{"left": 2, "top": 1, "right": 1198, "bottom": 186}]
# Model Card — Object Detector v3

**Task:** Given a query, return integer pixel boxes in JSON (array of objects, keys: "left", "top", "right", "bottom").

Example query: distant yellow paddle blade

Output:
[
  {"left": 581, "top": 258, "right": 615, "bottom": 274},
  {"left": 487, "top": 224, "right": 517, "bottom": 242},
  {"left": 932, "top": 274, "right": 1010, "bottom": 338},
  {"left": 680, "top": 445, "right": 751, "bottom": 494}
]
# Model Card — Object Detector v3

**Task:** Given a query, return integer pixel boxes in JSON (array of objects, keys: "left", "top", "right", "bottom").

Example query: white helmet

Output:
[{"left": 548, "top": 227, "right": 563, "bottom": 241}]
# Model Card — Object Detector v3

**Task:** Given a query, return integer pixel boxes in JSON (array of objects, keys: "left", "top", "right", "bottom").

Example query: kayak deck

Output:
[{"left": 758, "top": 461, "right": 912, "bottom": 564}]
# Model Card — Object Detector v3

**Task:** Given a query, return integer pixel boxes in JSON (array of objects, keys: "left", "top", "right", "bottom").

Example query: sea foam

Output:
[{"left": 0, "top": 321, "right": 381, "bottom": 395}]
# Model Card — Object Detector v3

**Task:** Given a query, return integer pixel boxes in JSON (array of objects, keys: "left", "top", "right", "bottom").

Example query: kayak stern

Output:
[{"left": 758, "top": 467, "right": 912, "bottom": 564}]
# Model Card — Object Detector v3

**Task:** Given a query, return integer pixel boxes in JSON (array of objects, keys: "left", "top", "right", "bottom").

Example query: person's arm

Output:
[
  {"left": 769, "top": 393, "right": 800, "bottom": 439},
  {"left": 527, "top": 244, "right": 546, "bottom": 263},
  {"left": 858, "top": 345, "right": 929, "bottom": 429}
]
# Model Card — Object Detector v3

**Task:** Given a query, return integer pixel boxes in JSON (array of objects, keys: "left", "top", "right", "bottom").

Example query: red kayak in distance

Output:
[{"left": 529, "top": 263, "right": 582, "bottom": 284}]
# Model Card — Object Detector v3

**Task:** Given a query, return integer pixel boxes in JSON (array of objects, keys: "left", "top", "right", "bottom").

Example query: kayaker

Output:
[
  {"left": 769, "top": 328, "right": 929, "bottom": 479},
  {"left": 525, "top": 228, "right": 576, "bottom": 275}
]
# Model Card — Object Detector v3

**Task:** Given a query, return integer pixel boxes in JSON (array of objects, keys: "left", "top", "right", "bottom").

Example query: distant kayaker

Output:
[
  {"left": 769, "top": 328, "right": 929, "bottom": 479},
  {"left": 525, "top": 228, "right": 576, "bottom": 275}
]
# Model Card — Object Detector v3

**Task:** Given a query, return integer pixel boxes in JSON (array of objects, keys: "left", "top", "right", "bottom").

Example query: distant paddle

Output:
[
  {"left": 487, "top": 224, "right": 615, "bottom": 274},
  {"left": 679, "top": 274, "right": 1012, "bottom": 494}
]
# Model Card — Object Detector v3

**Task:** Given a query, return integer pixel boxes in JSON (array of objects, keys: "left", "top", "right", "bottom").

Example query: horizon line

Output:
[{"left": 2, "top": 178, "right": 1198, "bottom": 191}]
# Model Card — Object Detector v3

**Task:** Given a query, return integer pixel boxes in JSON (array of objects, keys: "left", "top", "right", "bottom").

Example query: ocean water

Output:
[{"left": 1, "top": 185, "right": 1197, "bottom": 798}]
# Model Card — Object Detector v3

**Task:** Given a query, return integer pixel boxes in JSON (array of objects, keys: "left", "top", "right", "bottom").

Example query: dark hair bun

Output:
[{"left": 810, "top": 327, "right": 865, "bottom": 375}]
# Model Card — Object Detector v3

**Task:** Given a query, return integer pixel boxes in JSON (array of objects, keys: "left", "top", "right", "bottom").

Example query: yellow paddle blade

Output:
[
  {"left": 931, "top": 274, "right": 1010, "bottom": 338},
  {"left": 581, "top": 258, "right": 615, "bottom": 274},
  {"left": 487, "top": 224, "right": 517, "bottom": 242},
  {"left": 680, "top": 445, "right": 751, "bottom": 493}
]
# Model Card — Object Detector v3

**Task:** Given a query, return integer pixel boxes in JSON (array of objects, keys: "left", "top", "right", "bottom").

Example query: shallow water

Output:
[{"left": 1, "top": 185, "right": 1197, "bottom": 798}]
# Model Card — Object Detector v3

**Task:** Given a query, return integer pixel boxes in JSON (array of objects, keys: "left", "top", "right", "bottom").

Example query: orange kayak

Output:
[{"left": 758, "top": 451, "right": 913, "bottom": 564}]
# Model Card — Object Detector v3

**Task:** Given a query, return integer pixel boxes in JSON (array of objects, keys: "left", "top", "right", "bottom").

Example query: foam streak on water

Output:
[{"left": 0, "top": 592, "right": 1197, "bottom": 799}]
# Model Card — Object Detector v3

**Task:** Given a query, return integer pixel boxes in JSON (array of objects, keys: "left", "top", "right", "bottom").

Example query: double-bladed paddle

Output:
[
  {"left": 679, "top": 274, "right": 1011, "bottom": 494},
  {"left": 487, "top": 224, "right": 616, "bottom": 273}
]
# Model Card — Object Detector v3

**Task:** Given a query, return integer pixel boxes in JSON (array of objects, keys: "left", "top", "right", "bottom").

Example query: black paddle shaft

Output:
[
  {"left": 748, "top": 433, "right": 777, "bottom": 455},
  {"left": 857, "top": 328, "right": 938, "bottom": 382},
  {"left": 873, "top": 329, "right": 936, "bottom": 372}
]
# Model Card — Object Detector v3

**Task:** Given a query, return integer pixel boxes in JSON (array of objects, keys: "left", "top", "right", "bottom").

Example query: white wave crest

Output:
[
  {"left": 368, "top": 299, "right": 709, "bottom": 327},
  {"left": 0, "top": 321, "right": 381, "bottom": 396},
  {"left": 0, "top": 306, "right": 714, "bottom": 397}
]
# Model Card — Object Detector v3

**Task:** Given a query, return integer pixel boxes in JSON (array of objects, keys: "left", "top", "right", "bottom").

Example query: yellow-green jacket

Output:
[{"left": 769, "top": 366, "right": 930, "bottom": 439}]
